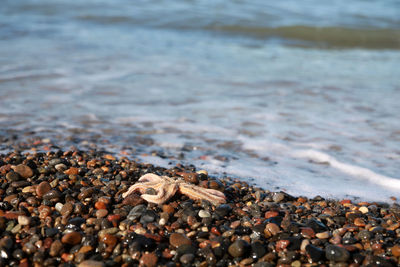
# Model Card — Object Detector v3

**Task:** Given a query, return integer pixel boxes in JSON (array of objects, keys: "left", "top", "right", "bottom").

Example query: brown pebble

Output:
[
  {"left": 61, "top": 232, "right": 82, "bottom": 245},
  {"left": 95, "top": 201, "right": 107, "bottom": 210},
  {"left": 64, "top": 167, "right": 79, "bottom": 175},
  {"left": 12, "top": 164, "right": 33, "bottom": 178},
  {"left": 50, "top": 240, "right": 63, "bottom": 256},
  {"left": 391, "top": 245, "right": 400, "bottom": 257},
  {"left": 169, "top": 233, "right": 192, "bottom": 248},
  {"left": 18, "top": 215, "right": 31, "bottom": 226},
  {"left": 78, "top": 260, "right": 106, "bottom": 267},
  {"left": 162, "top": 204, "right": 175, "bottom": 214},
  {"left": 96, "top": 209, "right": 108, "bottom": 218},
  {"left": 265, "top": 223, "right": 280, "bottom": 235},
  {"left": 102, "top": 234, "right": 117, "bottom": 247},
  {"left": 140, "top": 252, "right": 158, "bottom": 267},
  {"left": 60, "top": 202, "right": 74, "bottom": 217},
  {"left": 122, "top": 193, "right": 144, "bottom": 206},
  {"left": 276, "top": 239, "right": 290, "bottom": 251},
  {"left": 36, "top": 181, "right": 51, "bottom": 197},
  {"left": 19, "top": 258, "right": 29, "bottom": 267}
]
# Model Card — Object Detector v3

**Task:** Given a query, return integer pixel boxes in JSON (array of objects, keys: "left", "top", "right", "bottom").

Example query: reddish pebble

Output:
[
  {"left": 64, "top": 167, "right": 79, "bottom": 175},
  {"left": 276, "top": 240, "right": 290, "bottom": 251},
  {"left": 391, "top": 245, "right": 400, "bottom": 257},
  {"left": 169, "top": 233, "right": 191, "bottom": 248},
  {"left": 102, "top": 234, "right": 117, "bottom": 247},
  {"left": 19, "top": 258, "right": 29, "bottom": 267},
  {"left": 354, "top": 218, "right": 366, "bottom": 227},
  {"left": 61, "top": 253, "right": 74, "bottom": 262},
  {"left": 265, "top": 211, "right": 279, "bottom": 219},
  {"left": 140, "top": 252, "right": 158, "bottom": 267},
  {"left": 162, "top": 204, "right": 175, "bottom": 214},
  {"left": 36, "top": 181, "right": 51, "bottom": 197},
  {"left": 211, "top": 227, "right": 221, "bottom": 236},
  {"left": 94, "top": 201, "right": 107, "bottom": 210}
]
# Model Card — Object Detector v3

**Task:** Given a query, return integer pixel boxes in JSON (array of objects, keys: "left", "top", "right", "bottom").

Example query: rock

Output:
[
  {"left": 391, "top": 245, "right": 400, "bottom": 257},
  {"left": 306, "top": 244, "right": 325, "bottom": 262},
  {"left": 169, "top": 233, "right": 191, "bottom": 248},
  {"left": 64, "top": 167, "right": 79, "bottom": 175},
  {"left": 78, "top": 260, "right": 105, "bottom": 267},
  {"left": 60, "top": 202, "right": 74, "bottom": 217},
  {"left": 180, "top": 253, "right": 195, "bottom": 264},
  {"left": 36, "top": 181, "right": 51, "bottom": 197},
  {"left": 198, "top": 210, "right": 211, "bottom": 218},
  {"left": 6, "top": 171, "right": 20, "bottom": 182},
  {"left": 265, "top": 223, "right": 280, "bottom": 235},
  {"left": 228, "top": 239, "right": 249, "bottom": 258},
  {"left": 102, "top": 234, "right": 117, "bottom": 247},
  {"left": 122, "top": 193, "right": 144, "bottom": 206},
  {"left": 251, "top": 242, "right": 267, "bottom": 259},
  {"left": 18, "top": 215, "right": 30, "bottom": 226},
  {"left": 139, "top": 252, "right": 158, "bottom": 267},
  {"left": 272, "top": 192, "right": 285, "bottom": 202},
  {"left": 61, "top": 232, "right": 82, "bottom": 245},
  {"left": 96, "top": 209, "right": 108, "bottom": 218},
  {"left": 325, "top": 244, "right": 350, "bottom": 262},
  {"left": 42, "top": 189, "right": 61, "bottom": 200},
  {"left": 12, "top": 164, "right": 33, "bottom": 179}
]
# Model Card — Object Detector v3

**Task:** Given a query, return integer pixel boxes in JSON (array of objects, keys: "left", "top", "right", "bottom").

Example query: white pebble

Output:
[{"left": 55, "top": 202, "right": 64, "bottom": 212}]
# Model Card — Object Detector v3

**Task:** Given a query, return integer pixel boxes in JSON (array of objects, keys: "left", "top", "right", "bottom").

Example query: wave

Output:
[
  {"left": 77, "top": 15, "right": 400, "bottom": 49},
  {"left": 292, "top": 149, "right": 400, "bottom": 190}
]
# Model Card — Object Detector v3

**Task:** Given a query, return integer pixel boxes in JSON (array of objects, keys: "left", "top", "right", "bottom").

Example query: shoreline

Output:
[{"left": 0, "top": 146, "right": 399, "bottom": 266}]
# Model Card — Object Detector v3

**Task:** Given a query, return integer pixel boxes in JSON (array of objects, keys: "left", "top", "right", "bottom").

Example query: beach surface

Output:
[{"left": 0, "top": 141, "right": 400, "bottom": 266}]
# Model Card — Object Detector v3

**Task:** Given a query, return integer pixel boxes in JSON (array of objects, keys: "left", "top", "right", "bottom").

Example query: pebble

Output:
[
  {"left": 265, "top": 223, "right": 280, "bottom": 235},
  {"left": 228, "top": 239, "right": 249, "bottom": 258},
  {"left": 392, "top": 245, "right": 400, "bottom": 257},
  {"left": 140, "top": 252, "right": 158, "bottom": 267},
  {"left": 180, "top": 253, "right": 195, "bottom": 264},
  {"left": 198, "top": 210, "right": 211, "bottom": 218},
  {"left": 78, "top": 260, "right": 106, "bottom": 267},
  {"left": 169, "top": 233, "right": 192, "bottom": 248},
  {"left": 12, "top": 164, "right": 33, "bottom": 178},
  {"left": 306, "top": 244, "right": 325, "bottom": 262},
  {"left": 6, "top": 171, "right": 20, "bottom": 181},
  {"left": 18, "top": 215, "right": 30, "bottom": 226},
  {"left": 96, "top": 209, "right": 108, "bottom": 218},
  {"left": 36, "top": 181, "right": 51, "bottom": 197},
  {"left": 60, "top": 202, "right": 74, "bottom": 217},
  {"left": 61, "top": 232, "right": 82, "bottom": 245},
  {"left": 325, "top": 244, "right": 350, "bottom": 262}
]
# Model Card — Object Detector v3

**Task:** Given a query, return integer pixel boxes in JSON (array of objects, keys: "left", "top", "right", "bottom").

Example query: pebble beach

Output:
[{"left": 0, "top": 140, "right": 399, "bottom": 267}]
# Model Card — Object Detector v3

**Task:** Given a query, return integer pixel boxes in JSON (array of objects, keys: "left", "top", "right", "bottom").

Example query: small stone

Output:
[
  {"left": 102, "top": 234, "right": 117, "bottom": 247},
  {"left": 325, "top": 244, "right": 350, "bottom": 262},
  {"left": 78, "top": 260, "right": 106, "bottom": 267},
  {"left": 18, "top": 215, "right": 30, "bottom": 226},
  {"left": 64, "top": 167, "right": 79, "bottom": 175},
  {"left": 139, "top": 252, "right": 158, "bottom": 267},
  {"left": 54, "top": 163, "right": 67, "bottom": 172},
  {"left": 12, "top": 164, "right": 33, "bottom": 179},
  {"left": 198, "top": 210, "right": 211, "bottom": 218},
  {"left": 169, "top": 233, "right": 191, "bottom": 248},
  {"left": 306, "top": 244, "right": 324, "bottom": 262},
  {"left": 122, "top": 193, "right": 144, "bottom": 206},
  {"left": 228, "top": 239, "right": 249, "bottom": 258},
  {"left": 36, "top": 181, "right": 51, "bottom": 197},
  {"left": 94, "top": 201, "right": 107, "bottom": 210},
  {"left": 315, "top": 231, "right": 330, "bottom": 239},
  {"left": 96, "top": 209, "right": 108, "bottom": 218},
  {"left": 265, "top": 223, "right": 280, "bottom": 235},
  {"left": 359, "top": 206, "right": 369, "bottom": 214},
  {"left": 61, "top": 232, "right": 82, "bottom": 245},
  {"left": 60, "top": 202, "right": 74, "bottom": 217},
  {"left": 55, "top": 203, "right": 64, "bottom": 212},
  {"left": 6, "top": 171, "right": 20, "bottom": 181},
  {"left": 42, "top": 189, "right": 61, "bottom": 200},
  {"left": 272, "top": 192, "right": 285, "bottom": 202},
  {"left": 391, "top": 245, "right": 400, "bottom": 257},
  {"left": 180, "top": 253, "right": 195, "bottom": 264}
]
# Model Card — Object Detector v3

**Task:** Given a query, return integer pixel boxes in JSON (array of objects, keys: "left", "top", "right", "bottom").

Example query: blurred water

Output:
[{"left": 1, "top": 0, "right": 400, "bottom": 201}]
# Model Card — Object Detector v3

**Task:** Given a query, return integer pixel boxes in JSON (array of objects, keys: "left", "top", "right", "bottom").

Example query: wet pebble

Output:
[
  {"left": 12, "top": 164, "right": 33, "bottom": 179},
  {"left": 78, "top": 260, "right": 106, "bottom": 267},
  {"left": 61, "top": 232, "right": 82, "bottom": 245},
  {"left": 325, "top": 244, "right": 350, "bottom": 262},
  {"left": 228, "top": 239, "right": 249, "bottom": 258},
  {"left": 36, "top": 181, "right": 51, "bottom": 197},
  {"left": 169, "top": 233, "right": 191, "bottom": 248}
]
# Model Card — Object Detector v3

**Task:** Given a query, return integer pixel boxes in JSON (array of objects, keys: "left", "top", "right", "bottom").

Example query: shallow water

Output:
[{"left": 1, "top": 0, "right": 400, "bottom": 201}]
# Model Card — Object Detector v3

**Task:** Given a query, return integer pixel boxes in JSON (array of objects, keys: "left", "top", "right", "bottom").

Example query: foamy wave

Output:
[{"left": 292, "top": 149, "right": 400, "bottom": 189}]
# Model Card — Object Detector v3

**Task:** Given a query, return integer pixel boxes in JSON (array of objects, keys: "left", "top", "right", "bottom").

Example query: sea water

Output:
[{"left": 0, "top": 0, "right": 400, "bottom": 201}]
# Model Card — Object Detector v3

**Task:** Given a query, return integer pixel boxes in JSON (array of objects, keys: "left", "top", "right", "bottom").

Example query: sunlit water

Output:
[{"left": 1, "top": 0, "right": 400, "bottom": 201}]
